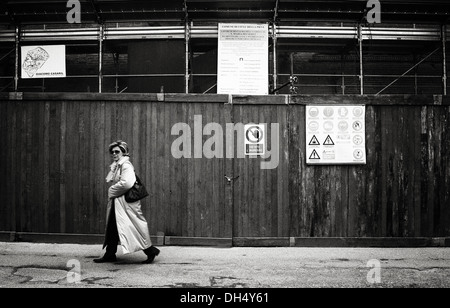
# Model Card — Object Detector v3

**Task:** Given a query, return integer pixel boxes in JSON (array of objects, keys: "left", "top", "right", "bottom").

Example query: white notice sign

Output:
[
  {"left": 21, "top": 45, "right": 66, "bottom": 79},
  {"left": 244, "top": 124, "right": 265, "bottom": 156},
  {"left": 306, "top": 105, "right": 366, "bottom": 165},
  {"left": 217, "top": 23, "right": 268, "bottom": 95}
]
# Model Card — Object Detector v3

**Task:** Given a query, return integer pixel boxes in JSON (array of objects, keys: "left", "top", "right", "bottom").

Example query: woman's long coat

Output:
[{"left": 104, "top": 156, "right": 152, "bottom": 254}]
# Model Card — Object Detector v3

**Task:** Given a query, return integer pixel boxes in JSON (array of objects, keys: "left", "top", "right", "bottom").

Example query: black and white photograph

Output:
[{"left": 0, "top": 0, "right": 449, "bottom": 296}]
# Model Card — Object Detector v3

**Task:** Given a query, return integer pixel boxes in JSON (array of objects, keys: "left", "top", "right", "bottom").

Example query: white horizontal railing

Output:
[
  {"left": 0, "top": 24, "right": 446, "bottom": 42},
  {"left": 190, "top": 25, "right": 218, "bottom": 38},
  {"left": 20, "top": 28, "right": 99, "bottom": 41},
  {"left": 105, "top": 26, "right": 185, "bottom": 40},
  {"left": 361, "top": 27, "right": 441, "bottom": 41},
  {"left": 276, "top": 26, "right": 357, "bottom": 39},
  {"left": 0, "top": 30, "right": 16, "bottom": 42}
]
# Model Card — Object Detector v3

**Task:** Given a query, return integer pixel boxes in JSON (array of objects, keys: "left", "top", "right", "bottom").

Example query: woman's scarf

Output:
[{"left": 105, "top": 156, "right": 130, "bottom": 183}]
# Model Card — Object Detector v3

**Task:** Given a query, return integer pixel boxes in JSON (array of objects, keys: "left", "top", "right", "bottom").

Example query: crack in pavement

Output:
[{"left": 0, "top": 265, "right": 116, "bottom": 287}]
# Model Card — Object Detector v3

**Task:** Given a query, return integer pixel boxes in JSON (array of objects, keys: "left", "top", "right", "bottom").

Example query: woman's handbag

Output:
[
  {"left": 119, "top": 164, "right": 149, "bottom": 202},
  {"left": 125, "top": 174, "right": 149, "bottom": 202}
]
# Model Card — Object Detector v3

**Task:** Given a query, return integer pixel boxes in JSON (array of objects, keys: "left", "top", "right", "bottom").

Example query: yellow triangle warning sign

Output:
[{"left": 309, "top": 149, "right": 320, "bottom": 160}]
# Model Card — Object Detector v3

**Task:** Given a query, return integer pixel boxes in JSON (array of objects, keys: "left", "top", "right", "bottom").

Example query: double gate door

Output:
[{"left": 157, "top": 102, "right": 291, "bottom": 240}]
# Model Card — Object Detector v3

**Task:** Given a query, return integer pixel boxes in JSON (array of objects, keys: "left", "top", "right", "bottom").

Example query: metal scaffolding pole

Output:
[
  {"left": 185, "top": 21, "right": 190, "bottom": 94},
  {"left": 358, "top": 24, "right": 364, "bottom": 95},
  {"left": 442, "top": 24, "right": 447, "bottom": 96},
  {"left": 272, "top": 23, "right": 278, "bottom": 94},
  {"left": 98, "top": 25, "right": 103, "bottom": 93},
  {"left": 14, "top": 26, "right": 19, "bottom": 92}
]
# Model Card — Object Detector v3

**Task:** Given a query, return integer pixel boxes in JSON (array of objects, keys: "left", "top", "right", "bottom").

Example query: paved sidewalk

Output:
[{"left": 0, "top": 242, "right": 449, "bottom": 288}]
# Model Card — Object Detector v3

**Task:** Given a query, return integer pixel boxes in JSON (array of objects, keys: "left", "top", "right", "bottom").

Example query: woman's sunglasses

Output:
[{"left": 111, "top": 150, "right": 121, "bottom": 155}]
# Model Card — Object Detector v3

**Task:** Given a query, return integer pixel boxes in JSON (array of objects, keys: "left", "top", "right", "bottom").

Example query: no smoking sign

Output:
[{"left": 244, "top": 124, "right": 265, "bottom": 155}]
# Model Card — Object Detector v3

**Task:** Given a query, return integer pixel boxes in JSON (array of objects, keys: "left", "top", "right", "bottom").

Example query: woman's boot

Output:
[{"left": 143, "top": 246, "right": 160, "bottom": 264}]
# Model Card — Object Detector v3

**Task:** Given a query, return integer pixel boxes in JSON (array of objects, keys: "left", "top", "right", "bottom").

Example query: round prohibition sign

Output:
[{"left": 246, "top": 125, "right": 264, "bottom": 144}]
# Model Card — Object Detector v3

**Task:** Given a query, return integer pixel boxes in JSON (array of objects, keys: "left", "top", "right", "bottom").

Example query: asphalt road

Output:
[{"left": 0, "top": 242, "right": 449, "bottom": 288}]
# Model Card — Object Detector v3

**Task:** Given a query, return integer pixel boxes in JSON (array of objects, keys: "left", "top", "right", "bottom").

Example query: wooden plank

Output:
[
  {"left": 191, "top": 103, "right": 200, "bottom": 237},
  {"left": 420, "top": 106, "right": 429, "bottom": 237},
  {"left": 426, "top": 107, "right": 436, "bottom": 236},
  {"left": 147, "top": 101, "right": 157, "bottom": 234},
  {"left": 443, "top": 107, "right": 450, "bottom": 236},
  {"left": 41, "top": 102, "right": 50, "bottom": 233},
  {"left": 278, "top": 105, "right": 290, "bottom": 237},
  {"left": 396, "top": 105, "right": 406, "bottom": 236},
  {"left": 186, "top": 103, "right": 195, "bottom": 237},
  {"left": 223, "top": 103, "right": 234, "bottom": 238},
  {"left": 210, "top": 103, "right": 225, "bottom": 237},
  {"left": 162, "top": 101, "right": 171, "bottom": 236},
  {"left": 164, "top": 102, "right": 174, "bottom": 236},
  {"left": 328, "top": 165, "right": 337, "bottom": 237},
  {"left": 165, "top": 236, "right": 232, "bottom": 247},
  {"left": 164, "top": 93, "right": 228, "bottom": 103},
  {"left": 372, "top": 105, "right": 383, "bottom": 237},
  {"left": 20, "top": 92, "right": 158, "bottom": 102},
  {"left": 153, "top": 101, "right": 164, "bottom": 234},
  {"left": 407, "top": 107, "right": 418, "bottom": 236},
  {"left": 99, "top": 100, "right": 110, "bottom": 233},
  {"left": 287, "top": 105, "right": 300, "bottom": 237},
  {"left": 25, "top": 101, "right": 34, "bottom": 231},
  {"left": 2, "top": 92, "right": 450, "bottom": 106},
  {"left": 364, "top": 106, "right": 375, "bottom": 236},
  {"left": 87, "top": 101, "right": 95, "bottom": 235},
  {"left": 179, "top": 102, "right": 189, "bottom": 237},
  {"left": 404, "top": 107, "right": 415, "bottom": 237},
  {"left": 293, "top": 237, "right": 435, "bottom": 247},
  {"left": 96, "top": 101, "right": 105, "bottom": 234},
  {"left": 289, "top": 95, "right": 441, "bottom": 106},
  {"left": 412, "top": 106, "right": 422, "bottom": 237},
  {"left": 35, "top": 102, "right": 45, "bottom": 232},
  {"left": 232, "top": 95, "right": 288, "bottom": 105},
  {"left": 319, "top": 165, "right": 332, "bottom": 237},
  {"left": 233, "top": 237, "right": 290, "bottom": 247},
  {"left": 48, "top": 102, "right": 60, "bottom": 233},
  {"left": 260, "top": 106, "right": 271, "bottom": 236},
  {"left": 432, "top": 107, "right": 443, "bottom": 236},
  {"left": 64, "top": 102, "right": 77, "bottom": 233},
  {"left": 202, "top": 103, "right": 211, "bottom": 237},
  {"left": 304, "top": 116, "right": 315, "bottom": 237},
  {"left": 80, "top": 101, "right": 90, "bottom": 233},
  {"left": 0, "top": 101, "right": 8, "bottom": 230},
  {"left": 248, "top": 106, "right": 259, "bottom": 237},
  {"left": 391, "top": 105, "right": 399, "bottom": 237},
  {"left": 340, "top": 167, "right": 349, "bottom": 237},
  {"left": 18, "top": 102, "right": 27, "bottom": 232},
  {"left": 7, "top": 101, "right": 15, "bottom": 231},
  {"left": 164, "top": 101, "right": 174, "bottom": 236},
  {"left": 381, "top": 106, "right": 390, "bottom": 236},
  {"left": 297, "top": 105, "right": 309, "bottom": 237},
  {"left": 235, "top": 105, "right": 249, "bottom": 237},
  {"left": 15, "top": 232, "right": 104, "bottom": 244},
  {"left": 404, "top": 107, "right": 418, "bottom": 237},
  {"left": 173, "top": 103, "right": 181, "bottom": 236}
]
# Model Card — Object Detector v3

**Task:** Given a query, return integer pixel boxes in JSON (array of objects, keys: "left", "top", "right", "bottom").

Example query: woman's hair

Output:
[{"left": 108, "top": 140, "right": 129, "bottom": 155}]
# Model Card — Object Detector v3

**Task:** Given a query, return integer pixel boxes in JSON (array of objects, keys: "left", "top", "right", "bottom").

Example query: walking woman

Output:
[{"left": 94, "top": 140, "right": 160, "bottom": 264}]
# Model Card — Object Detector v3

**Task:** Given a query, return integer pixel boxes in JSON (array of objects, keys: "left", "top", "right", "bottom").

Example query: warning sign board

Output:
[
  {"left": 323, "top": 135, "right": 335, "bottom": 146},
  {"left": 244, "top": 124, "right": 265, "bottom": 155},
  {"left": 309, "top": 135, "right": 320, "bottom": 146},
  {"left": 309, "top": 149, "right": 321, "bottom": 160},
  {"left": 306, "top": 105, "right": 366, "bottom": 165}
]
